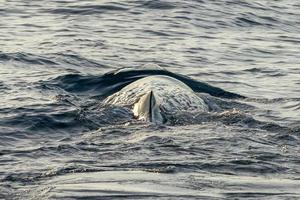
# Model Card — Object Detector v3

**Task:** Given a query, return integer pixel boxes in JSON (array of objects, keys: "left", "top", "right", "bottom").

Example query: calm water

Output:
[{"left": 1, "top": 0, "right": 300, "bottom": 199}]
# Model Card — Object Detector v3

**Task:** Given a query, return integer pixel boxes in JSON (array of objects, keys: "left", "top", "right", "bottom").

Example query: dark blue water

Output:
[{"left": 1, "top": 0, "right": 300, "bottom": 199}]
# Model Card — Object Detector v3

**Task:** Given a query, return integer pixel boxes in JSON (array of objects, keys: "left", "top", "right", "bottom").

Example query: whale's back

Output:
[{"left": 104, "top": 75, "right": 208, "bottom": 123}]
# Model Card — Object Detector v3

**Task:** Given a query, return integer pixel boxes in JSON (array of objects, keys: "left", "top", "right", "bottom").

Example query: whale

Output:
[{"left": 104, "top": 75, "right": 209, "bottom": 124}]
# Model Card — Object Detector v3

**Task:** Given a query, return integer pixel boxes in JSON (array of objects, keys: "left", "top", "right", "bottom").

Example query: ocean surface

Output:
[{"left": 1, "top": 0, "right": 300, "bottom": 199}]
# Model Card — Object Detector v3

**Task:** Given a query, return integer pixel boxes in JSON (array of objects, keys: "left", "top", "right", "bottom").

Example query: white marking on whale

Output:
[{"left": 104, "top": 75, "right": 208, "bottom": 124}]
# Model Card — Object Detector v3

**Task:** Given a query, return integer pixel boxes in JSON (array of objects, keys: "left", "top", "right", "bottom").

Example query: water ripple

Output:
[{"left": 1, "top": 0, "right": 300, "bottom": 199}]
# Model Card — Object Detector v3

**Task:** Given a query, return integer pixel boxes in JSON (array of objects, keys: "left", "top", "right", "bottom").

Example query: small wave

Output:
[
  {"left": 208, "top": 80, "right": 256, "bottom": 88},
  {"left": 245, "top": 97, "right": 300, "bottom": 104},
  {"left": 232, "top": 10, "right": 282, "bottom": 28},
  {"left": 0, "top": 104, "right": 84, "bottom": 135},
  {"left": 278, "top": 35, "right": 300, "bottom": 44},
  {"left": 44, "top": 73, "right": 108, "bottom": 96},
  {"left": 234, "top": 16, "right": 264, "bottom": 27},
  {"left": 282, "top": 101, "right": 300, "bottom": 110},
  {"left": 0, "top": 81, "right": 10, "bottom": 91},
  {"left": 48, "top": 3, "right": 128, "bottom": 15},
  {"left": 143, "top": 29, "right": 172, "bottom": 37},
  {"left": 243, "top": 67, "right": 286, "bottom": 77},
  {"left": 41, "top": 164, "right": 104, "bottom": 178},
  {"left": 2, "top": 163, "right": 104, "bottom": 184},
  {"left": 52, "top": 52, "right": 107, "bottom": 68},
  {"left": 138, "top": 0, "right": 176, "bottom": 10},
  {"left": 225, "top": 0, "right": 270, "bottom": 11},
  {"left": 0, "top": 52, "right": 57, "bottom": 65}
]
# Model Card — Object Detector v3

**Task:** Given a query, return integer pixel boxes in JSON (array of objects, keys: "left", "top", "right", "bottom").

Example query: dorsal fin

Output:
[
  {"left": 133, "top": 90, "right": 164, "bottom": 123},
  {"left": 149, "top": 90, "right": 153, "bottom": 121}
]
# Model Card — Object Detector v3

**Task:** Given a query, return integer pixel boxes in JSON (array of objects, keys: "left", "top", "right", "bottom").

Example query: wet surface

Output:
[{"left": 0, "top": 0, "right": 300, "bottom": 199}]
